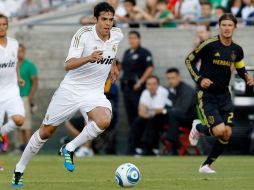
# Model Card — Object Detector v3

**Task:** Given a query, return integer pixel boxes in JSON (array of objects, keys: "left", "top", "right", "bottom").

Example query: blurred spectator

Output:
[
  {"left": 164, "top": 68, "right": 197, "bottom": 155},
  {"left": 128, "top": 76, "right": 170, "bottom": 155},
  {"left": 199, "top": 1, "right": 213, "bottom": 26},
  {"left": 120, "top": 31, "right": 154, "bottom": 152},
  {"left": 230, "top": 0, "right": 244, "bottom": 18},
  {"left": 210, "top": 0, "right": 230, "bottom": 11},
  {"left": 117, "top": 0, "right": 141, "bottom": 27},
  {"left": 17, "top": 44, "right": 38, "bottom": 153},
  {"left": 241, "top": 0, "right": 254, "bottom": 24},
  {"left": 167, "top": 0, "right": 179, "bottom": 15},
  {"left": 175, "top": 0, "right": 201, "bottom": 22},
  {"left": 193, "top": 24, "right": 211, "bottom": 49},
  {"left": 143, "top": 0, "right": 161, "bottom": 27},
  {"left": 18, "top": 0, "right": 43, "bottom": 19},
  {"left": 214, "top": 6, "right": 226, "bottom": 21},
  {"left": 156, "top": 0, "right": 177, "bottom": 27}
]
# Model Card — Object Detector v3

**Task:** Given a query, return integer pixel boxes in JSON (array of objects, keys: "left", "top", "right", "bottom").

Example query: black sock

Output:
[
  {"left": 203, "top": 139, "right": 228, "bottom": 166},
  {"left": 196, "top": 124, "right": 211, "bottom": 136}
]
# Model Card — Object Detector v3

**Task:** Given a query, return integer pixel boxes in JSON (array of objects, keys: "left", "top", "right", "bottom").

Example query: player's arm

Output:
[
  {"left": 109, "top": 59, "right": 120, "bottom": 83},
  {"left": 64, "top": 51, "right": 103, "bottom": 71},
  {"left": 16, "top": 60, "right": 25, "bottom": 87},
  {"left": 185, "top": 42, "right": 213, "bottom": 88},
  {"left": 234, "top": 49, "right": 254, "bottom": 86}
]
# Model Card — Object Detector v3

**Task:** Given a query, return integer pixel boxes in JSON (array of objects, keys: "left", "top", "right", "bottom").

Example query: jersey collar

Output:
[{"left": 92, "top": 25, "right": 113, "bottom": 43}]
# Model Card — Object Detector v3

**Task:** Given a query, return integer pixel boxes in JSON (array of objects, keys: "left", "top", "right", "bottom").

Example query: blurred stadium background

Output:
[{"left": 1, "top": 0, "right": 254, "bottom": 154}]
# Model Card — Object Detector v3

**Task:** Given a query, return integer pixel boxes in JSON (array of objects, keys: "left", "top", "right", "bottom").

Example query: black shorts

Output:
[
  {"left": 197, "top": 90, "right": 234, "bottom": 128},
  {"left": 69, "top": 116, "right": 85, "bottom": 133}
]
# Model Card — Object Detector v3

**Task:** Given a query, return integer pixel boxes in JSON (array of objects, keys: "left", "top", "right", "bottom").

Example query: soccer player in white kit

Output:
[
  {"left": 0, "top": 14, "right": 25, "bottom": 143},
  {"left": 12, "top": 2, "right": 123, "bottom": 187}
]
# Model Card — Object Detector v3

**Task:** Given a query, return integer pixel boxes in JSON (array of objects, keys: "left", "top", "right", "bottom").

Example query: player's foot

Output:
[
  {"left": 189, "top": 119, "right": 201, "bottom": 146},
  {"left": 199, "top": 164, "right": 216, "bottom": 174},
  {"left": 60, "top": 145, "right": 75, "bottom": 172},
  {"left": 11, "top": 171, "right": 24, "bottom": 187}
]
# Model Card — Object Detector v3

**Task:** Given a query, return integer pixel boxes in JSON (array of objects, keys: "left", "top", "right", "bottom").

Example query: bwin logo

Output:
[{"left": 90, "top": 56, "right": 114, "bottom": 65}]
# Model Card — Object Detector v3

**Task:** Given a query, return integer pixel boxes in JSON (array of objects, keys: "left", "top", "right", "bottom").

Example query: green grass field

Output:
[{"left": 0, "top": 155, "right": 253, "bottom": 190}]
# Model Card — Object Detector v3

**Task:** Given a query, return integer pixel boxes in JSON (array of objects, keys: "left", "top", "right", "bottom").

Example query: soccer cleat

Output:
[
  {"left": 189, "top": 119, "right": 201, "bottom": 146},
  {"left": 60, "top": 145, "right": 75, "bottom": 172},
  {"left": 11, "top": 171, "right": 24, "bottom": 187},
  {"left": 199, "top": 164, "right": 216, "bottom": 174}
]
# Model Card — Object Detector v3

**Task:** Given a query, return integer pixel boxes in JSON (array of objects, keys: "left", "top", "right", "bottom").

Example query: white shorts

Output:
[
  {"left": 0, "top": 96, "right": 25, "bottom": 126},
  {"left": 42, "top": 87, "right": 112, "bottom": 126}
]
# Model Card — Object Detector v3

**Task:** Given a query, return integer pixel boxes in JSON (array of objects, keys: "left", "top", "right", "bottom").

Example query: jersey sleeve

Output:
[
  {"left": 234, "top": 46, "right": 247, "bottom": 80},
  {"left": 185, "top": 41, "right": 208, "bottom": 84},
  {"left": 65, "top": 27, "right": 87, "bottom": 62}
]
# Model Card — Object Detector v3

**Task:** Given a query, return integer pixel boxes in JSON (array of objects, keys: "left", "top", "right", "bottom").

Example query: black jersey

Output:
[{"left": 186, "top": 35, "right": 247, "bottom": 93}]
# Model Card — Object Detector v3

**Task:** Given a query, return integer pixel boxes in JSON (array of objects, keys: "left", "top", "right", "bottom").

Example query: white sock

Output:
[
  {"left": 15, "top": 130, "right": 48, "bottom": 173},
  {"left": 66, "top": 121, "right": 104, "bottom": 152},
  {"left": 0, "top": 119, "right": 17, "bottom": 135}
]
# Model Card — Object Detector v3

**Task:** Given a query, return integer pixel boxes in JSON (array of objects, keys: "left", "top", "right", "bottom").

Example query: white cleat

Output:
[
  {"left": 199, "top": 164, "right": 216, "bottom": 174},
  {"left": 189, "top": 119, "right": 201, "bottom": 146}
]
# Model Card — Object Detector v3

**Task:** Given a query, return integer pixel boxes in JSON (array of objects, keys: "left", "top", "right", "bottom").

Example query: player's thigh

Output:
[
  {"left": 218, "top": 91, "right": 234, "bottom": 127},
  {"left": 81, "top": 94, "right": 112, "bottom": 128},
  {"left": 42, "top": 88, "right": 79, "bottom": 126},
  {"left": 5, "top": 96, "right": 25, "bottom": 119},
  {"left": 197, "top": 90, "right": 224, "bottom": 130}
]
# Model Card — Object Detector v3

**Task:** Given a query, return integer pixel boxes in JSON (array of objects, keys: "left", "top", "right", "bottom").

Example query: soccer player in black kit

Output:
[{"left": 186, "top": 13, "right": 254, "bottom": 173}]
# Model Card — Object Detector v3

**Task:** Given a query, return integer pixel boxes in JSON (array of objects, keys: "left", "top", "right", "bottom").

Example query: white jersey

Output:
[
  {"left": 0, "top": 37, "right": 19, "bottom": 102},
  {"left": 139, "top": 86, "right": 171, "bottom": 109},
  {"left": 60, "top": 25, "right": 123, "bottom": 95}
]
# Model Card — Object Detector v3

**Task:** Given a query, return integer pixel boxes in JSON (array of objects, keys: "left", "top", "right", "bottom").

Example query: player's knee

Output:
[
  {"left": 212, "top": 126, "right": 226, "bottom": 138},
  {"left": 223, "top": 127, "right": 232, "bottom": 140},
  {"left": 39, "top": 125, "right": 57, "bottom": 139},
  {"left": 13, "top": 116, "right": 25, "bottom": 127},
  {"left": 96, "top": 117, "right": 111, "bottom": 130}
]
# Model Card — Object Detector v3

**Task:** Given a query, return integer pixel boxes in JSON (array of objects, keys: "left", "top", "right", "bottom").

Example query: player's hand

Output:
[
  {"left": 200, "top": 78, "right": 213, "bottom": 88},
  {"left": 89, "top": 50, "right": 103, "bottom": 62},
  {"left": 109, "top": 64, "right": 119, "bottom": 83},
  {"left": 245, "top": 73, "right": 254, "bottom": 86},
  {"left": 18, "top": 79, "right": 25, "bottom": 87}
]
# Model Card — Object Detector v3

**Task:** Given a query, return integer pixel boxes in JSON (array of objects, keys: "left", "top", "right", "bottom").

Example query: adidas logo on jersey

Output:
[
  {"left": 90, "top": 56, "right": 114, "bottom": 65},
  {"left": 214, "top": 52, "right": 220, "bottom": 57}
]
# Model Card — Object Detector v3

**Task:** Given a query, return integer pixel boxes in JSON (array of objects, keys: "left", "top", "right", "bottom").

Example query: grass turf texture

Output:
[{"left": 0, "top": 155, "right": 253, "bottom": 190}]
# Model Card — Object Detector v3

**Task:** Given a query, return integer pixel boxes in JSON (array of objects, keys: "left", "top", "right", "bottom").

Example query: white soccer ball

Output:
[{"left": 115, "top": 163, "right": 141, "bottom": 188}]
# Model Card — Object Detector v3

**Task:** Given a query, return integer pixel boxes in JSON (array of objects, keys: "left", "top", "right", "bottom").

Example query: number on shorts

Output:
[{"left": 227, "top": 112, "right": 234, "bottom": 123}]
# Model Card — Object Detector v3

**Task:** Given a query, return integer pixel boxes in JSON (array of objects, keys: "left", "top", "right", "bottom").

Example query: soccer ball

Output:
[{"left": 115, "top": 163, "right": 141, "bottom": 188}]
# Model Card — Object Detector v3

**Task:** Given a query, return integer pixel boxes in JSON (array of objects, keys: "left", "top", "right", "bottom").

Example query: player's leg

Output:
[
  {"left": 12, "top": 88, "right": 79, "bottom": 186},
  {"left": 199, "top": 92, "right": 233, "bottom": 173},
  {"left": 61, "top": 106, "right": 111, "bottom": 172},
  {"left": 0, "top": 97, "right": 25, "bottom": 136},
  {"left": 189, "top": 91, "right": 215, "bottom": 146}
]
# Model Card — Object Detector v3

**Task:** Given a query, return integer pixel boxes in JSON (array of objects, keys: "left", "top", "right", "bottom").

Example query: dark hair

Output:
[
  {"left": 19, "top": 43, "right": 26, "bottom": 50},
  {"left": 147, "top": 75, "right": 160, "bottom": 84},
  {"left": 216, "top": 6, "right": 226, "bottom": 13},
  {"left": 94, "top": 2, "right": 115, "bottom": 19},
  {"left": 219, "top": 13, "right": 237, "bottom": 26},
  {"left": 166, "top": 68, "right": 180, "bottom": 75},
  {"left": 129, "top": 30, "right": 141, "bottom": 38},
  {"left": 201, "top": 1, "right": 212, "bottom": 6},
  {"left": 0, "top": 14, "right": 8, "bottom": 24},
  {"left": 124, "top": 0, "right": 136, "bottom": 6}
]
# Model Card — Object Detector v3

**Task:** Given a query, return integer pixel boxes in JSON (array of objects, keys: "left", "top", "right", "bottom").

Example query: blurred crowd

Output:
[
  {"left": 0, "top": 0, "right": 253, "bottom": 26},
  {"left": 80, "top": 0, "right": 254, "bottom": 27}
]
